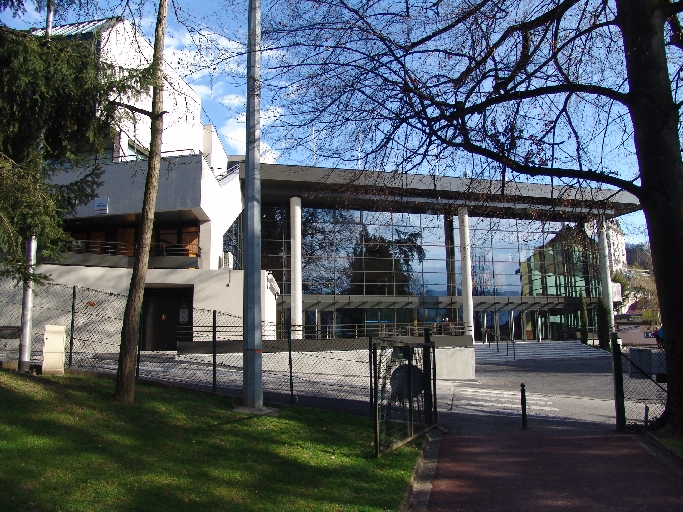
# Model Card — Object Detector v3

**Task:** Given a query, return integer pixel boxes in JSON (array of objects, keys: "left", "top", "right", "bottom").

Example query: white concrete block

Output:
[
  {"left": 435, "top": 347, "right": 475, "bottom": 380},
  {"left": 42, "top": 325, "right": 66, "bottom": 376}
]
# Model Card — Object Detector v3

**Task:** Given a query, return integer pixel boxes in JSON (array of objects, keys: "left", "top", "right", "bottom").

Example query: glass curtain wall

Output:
[{"left": 224, "top": 202, "right": 603, "bottom": 339}]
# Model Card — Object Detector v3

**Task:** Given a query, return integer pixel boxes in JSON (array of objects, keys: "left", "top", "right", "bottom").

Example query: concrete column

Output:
[
  {"left": 458, "top": 208, "right": 474, "bottom": 338},
  {"left": 510, "top": 310, "right": 515, "bottom": 341},
  {"left": 290, "top": 196, "right": 303, "bottom": 339},
  {"left": 19, "top": 235, "right": 37, "bottom": 372},
  {"left": 598, "top": 217, "right": 615, "bottom": 332}
]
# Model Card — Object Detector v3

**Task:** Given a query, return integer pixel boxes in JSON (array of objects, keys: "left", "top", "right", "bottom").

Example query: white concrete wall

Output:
[
  {"left": 202, "top": 125, "right": 229, "bottom": 173},
  {"left": 35, "top": 265, "right": 277, "bottom": 327},
  {"left": 57, "top": 155, "right": 243, "bottom": 269},
  {"left": 198, "top": 164, "right": 243, "bottom": 234},
  {"left": 99, "top": 20, "right": 202, "bottom": 156}
]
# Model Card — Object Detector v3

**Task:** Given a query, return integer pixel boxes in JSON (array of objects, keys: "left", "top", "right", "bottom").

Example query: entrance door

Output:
[{"left": 142, "top": 287, "right": 193, "bottom": 351}]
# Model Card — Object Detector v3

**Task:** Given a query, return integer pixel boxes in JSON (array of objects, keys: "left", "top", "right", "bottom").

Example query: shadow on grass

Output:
[{"left": 0, "top": 370, "right": 417, "bottom": 512}]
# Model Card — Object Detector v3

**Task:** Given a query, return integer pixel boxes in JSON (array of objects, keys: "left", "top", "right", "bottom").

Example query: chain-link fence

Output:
[
  {"left": 372, "top": 337, "right": 437, "bottom": 456},
  {"left": 0, "top": 279, "right": 374, "bottom": 415},
  {"left": 612, "top": 338, "right": 668, "bottom": 430},
  {"left": 615, "top": 345, "right": 668, "bottom": 429}
]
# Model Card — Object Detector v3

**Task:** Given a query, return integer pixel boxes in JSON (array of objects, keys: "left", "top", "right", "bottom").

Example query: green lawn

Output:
[
  {"left": 0, "top": 370, "right": 419, "bottom": 511},
  {"left": 652, "top": 431, "right": 683, "bottom": 460}
]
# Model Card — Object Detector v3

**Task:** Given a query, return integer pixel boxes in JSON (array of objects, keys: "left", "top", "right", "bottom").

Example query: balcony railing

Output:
[{"left": 68, "top": 240, "right": 201, "bottom": 258}]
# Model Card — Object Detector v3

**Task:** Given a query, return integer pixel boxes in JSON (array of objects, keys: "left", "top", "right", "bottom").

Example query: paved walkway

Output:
[{"left": 418, "top": 343, "right": 683, "bottom": 511}]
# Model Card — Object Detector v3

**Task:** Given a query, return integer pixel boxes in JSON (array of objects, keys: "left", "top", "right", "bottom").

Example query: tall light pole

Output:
[{"left": 243, "top": 0, "right": 263, "bottom": 408}]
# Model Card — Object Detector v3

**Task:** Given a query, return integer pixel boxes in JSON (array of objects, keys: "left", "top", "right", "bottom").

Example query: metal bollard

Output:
[
  {"left": 644, "top": 404, "right": 649, "bottom": 431},
  {"left": 521, "top": 383, "right": 527, "bottom": 429}
]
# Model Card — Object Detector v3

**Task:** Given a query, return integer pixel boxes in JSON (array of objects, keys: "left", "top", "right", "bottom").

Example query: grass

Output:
[
  {"left": 652, "top": 431, "right": 683, "bottom": 460},
  {"left": 0, "top": 369, "right": 420, "bottom": 511}
]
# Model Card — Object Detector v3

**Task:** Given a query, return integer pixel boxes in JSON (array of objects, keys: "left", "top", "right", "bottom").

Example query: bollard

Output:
[
  {"left": 521, "top": 383, "right": 527, "bottom": 429},
  {"left": 644, "top": 404, "right": 649, "bottom": 431}
]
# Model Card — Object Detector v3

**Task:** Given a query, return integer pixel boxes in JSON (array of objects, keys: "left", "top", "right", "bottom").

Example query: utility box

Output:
[{"left": 42, "top": 325, "right": 66, "bottom": 376}]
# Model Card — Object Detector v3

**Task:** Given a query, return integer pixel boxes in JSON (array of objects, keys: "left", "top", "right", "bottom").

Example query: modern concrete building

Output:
[
  {"left": 223, "top": 160, "right": 640, "bottom": 342},
  {"left": 33, "top": 18, "right": 641, "bottom": 359},
  {"left": 33, "top": 18, "right": 279, "bottom": 348}
]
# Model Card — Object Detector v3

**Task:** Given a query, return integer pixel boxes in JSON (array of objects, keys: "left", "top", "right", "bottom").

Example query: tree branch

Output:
[{"left": 458, "top": 139, "right": 642, "bottom": 197}]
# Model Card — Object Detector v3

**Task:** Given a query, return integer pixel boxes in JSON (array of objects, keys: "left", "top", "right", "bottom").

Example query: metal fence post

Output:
[
  {"left": 408, "top": 347, "right": 414, "bottom": 438},
  {"left": 423, "top": 329, "right": 433, "bottom": 425},
  {"left": 373, "top": 342, "right": 379, "bottom": 458},
  {"left": 521, "top": 383, "right": 527, "bottom": 429},
  {"left": 288, "top": 323, "right": 294, "bottom": 406},
  {"left": 432, "top": 343, "right": 438, "bottom": 425},
  {"left": 213, "top": 310, "right": 217, "bottom": 392},
  {"left": 369, "top": 335, "right": 374, "bottom": 416},
  {"left": 136, "top": 308, "right": 142, "bottom": 378},
  {"left": 69, "top": 286, "right": 76, "bottom": 368},
  {"left": 611, "top": 333, "right": 626, "bottom": 431}
]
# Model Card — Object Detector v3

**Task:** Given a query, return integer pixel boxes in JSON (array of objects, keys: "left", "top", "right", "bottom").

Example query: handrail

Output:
[{"left": 67, "top": 240, "right": 201, "bottom": 258}]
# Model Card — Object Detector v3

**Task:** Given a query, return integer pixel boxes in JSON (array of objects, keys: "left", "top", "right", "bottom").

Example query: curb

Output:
[{"left": 400, "top": 427, "right": 443, "bottom": 512}]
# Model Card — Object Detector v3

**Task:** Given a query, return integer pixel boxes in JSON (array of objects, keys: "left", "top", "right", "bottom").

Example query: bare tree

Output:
[
  {"left": 261, "top": 0, "right": 683, "bottom": 432},
  {"left": 114, "top": 0, "right": 168, "bottom": 404}
]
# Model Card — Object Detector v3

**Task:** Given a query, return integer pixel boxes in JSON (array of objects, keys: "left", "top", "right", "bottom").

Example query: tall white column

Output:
[
  {"left": 19, "top": 235, "right": 37, "bottom": 372},
  {"left": 598, "top": 217, "right": 615, "bottom": 332},
  {"left": 290, "top": 197, "right": 303, "bottom": 339},
  {"left": 458, "top": 208, "right": 474, "bottom": 338}
]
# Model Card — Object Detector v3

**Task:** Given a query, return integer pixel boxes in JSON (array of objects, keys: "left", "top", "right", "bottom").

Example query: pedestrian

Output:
[{"left": 657, "top": 325, "right": 664, "bottom": 348}]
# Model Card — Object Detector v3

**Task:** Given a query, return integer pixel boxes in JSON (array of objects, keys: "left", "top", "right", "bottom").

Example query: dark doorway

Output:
[{"left": 142, "top": 287, "right": 193, "bottom": 351}]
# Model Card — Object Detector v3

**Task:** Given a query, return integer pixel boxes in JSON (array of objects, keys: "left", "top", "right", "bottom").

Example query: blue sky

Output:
[{"left": 0, "top": 1, "right": 649, "bottom": 244}]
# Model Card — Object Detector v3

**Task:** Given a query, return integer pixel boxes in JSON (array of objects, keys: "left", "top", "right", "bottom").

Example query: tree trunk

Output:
[
  {"left": 619, "top": 0, "right": 683, "bottom": 433},
  {"left": 114, "top": 0, "right": 168, "bottom": 404}
]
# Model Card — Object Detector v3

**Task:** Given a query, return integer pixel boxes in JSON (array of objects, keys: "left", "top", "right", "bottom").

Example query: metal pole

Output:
[
  {"left": 213, "top": 310, "right": 217, "bottom": 392},
  {"left": 243, "top": 0, "right": 263, "bottom": 409},
  {"left": 288, "top": 324, "right": 294, "bottom": 405},
  {"left": 432, "top": 344, "right": 438, "bottom": 425},
  {"left": 368, "top": 335, "right": 374, "bottom": 416},
  {"left": 521, "top": 383, "right": 527, "bottom": 429},
  {"left": 408, "top": 347, "right": 414, "bottom": 437},
  {"left": 69, "top": 286, "right": 76, "bottom": 368},
  {"left": 611, "top": 332, "right": 626, "bottom": 431},
  {"left": 136, "top": 307, "right": 142, "bottom": 378},
  {"left": 373, "top": 343, "right": 379, "bottom": 457},
  {"left": 19, "top": 235, "right": 37, "bottom": 372}
]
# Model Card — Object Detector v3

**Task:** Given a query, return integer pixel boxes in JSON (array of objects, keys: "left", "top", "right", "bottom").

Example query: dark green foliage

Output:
[
  {"left": 0, "top": 26, "right": 116, "bottom": 167},
  {"left": 0, "top": 26, "right": 145, "bottom": 281},
  {"left": 579, "top": 290, "right": 589, "bottom": 345},
  {"left": 597, "top": 297, "right": 610, "bottom": 350}
]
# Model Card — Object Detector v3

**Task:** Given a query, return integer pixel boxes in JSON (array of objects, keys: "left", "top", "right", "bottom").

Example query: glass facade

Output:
[{"left": 224, "top": 202, "right": 604, "bottom": 339}]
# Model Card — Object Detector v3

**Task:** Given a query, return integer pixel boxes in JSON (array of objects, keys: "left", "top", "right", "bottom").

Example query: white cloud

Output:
[
  {"left": 190, "top": 82, "right": 227, "bottom": 100},
  {"left": 218, "top": 94, "right": 245, "bottom": 108},
  {"left": 164, "top": 26, "right": 244, "bottom": 80},
  {"left": 218, "top": 111, "right": 280, "bottom": 164}
]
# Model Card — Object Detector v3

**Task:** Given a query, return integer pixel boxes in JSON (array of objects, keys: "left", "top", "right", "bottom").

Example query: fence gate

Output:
[
  {"left": 371, "top": 336, "right": 437, "bottom": 456},
  {"left": 612, "top": 338, "right": 668, "bottom": 430}
]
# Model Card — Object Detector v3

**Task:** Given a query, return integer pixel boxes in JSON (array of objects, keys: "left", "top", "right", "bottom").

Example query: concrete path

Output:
[{"left": 419, "top": 343, "right": 683, "bottom": 511}]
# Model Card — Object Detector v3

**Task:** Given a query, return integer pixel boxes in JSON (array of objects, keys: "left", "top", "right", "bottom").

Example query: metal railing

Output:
[
  {"left": 67, "top": 240, "right": 201, "bottom": 258},
  {"left": 277, "top": 321, "right": 465, "bottom": 340}
]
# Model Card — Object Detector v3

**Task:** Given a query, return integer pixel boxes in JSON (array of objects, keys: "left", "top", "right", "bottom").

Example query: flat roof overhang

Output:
[{"left": 239, "top": 162, "right": 641, "bottom": 222}]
